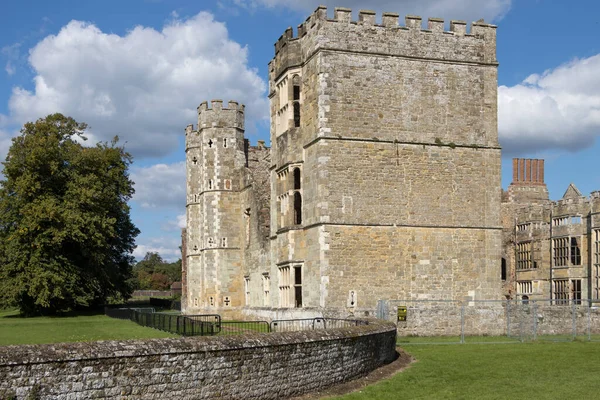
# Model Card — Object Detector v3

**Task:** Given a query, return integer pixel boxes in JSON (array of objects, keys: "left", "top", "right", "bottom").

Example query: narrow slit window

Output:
[
  {"left": 293, "top": 168, "right": 301, "bottom": 190},
  {"left": 294, "top": 192, "right": 302, "bottom": 225},
  {"left": 223, "top": 138, "right": 227, "bottom": 148},
  {"left": 294, "top": 265, "right": 302, "bottom": 308}
]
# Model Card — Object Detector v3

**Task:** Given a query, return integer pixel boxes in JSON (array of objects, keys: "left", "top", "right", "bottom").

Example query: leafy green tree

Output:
[
  {"left": 0, "top": 114, "right": 139, "bottom": 315},
  {"left": 131, "top": 252, "right": 182, "bottom": 290}
]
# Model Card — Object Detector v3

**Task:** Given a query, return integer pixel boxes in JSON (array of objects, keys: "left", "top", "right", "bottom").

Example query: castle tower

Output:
[
  {"left": 185, "top": 100, "right": 246, "bottom": 312},
  {"left": 268, "top": 7, "right": 502, "bottom": 313}
]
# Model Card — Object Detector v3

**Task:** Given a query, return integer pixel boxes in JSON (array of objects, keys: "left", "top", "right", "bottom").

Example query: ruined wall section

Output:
[{"left": 240, "top": 143, "right": 272, "bottom": 309}]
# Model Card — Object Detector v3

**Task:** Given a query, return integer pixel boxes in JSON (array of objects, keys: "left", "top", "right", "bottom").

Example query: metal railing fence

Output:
[
  {"left": 377, "top": 299, "right": 600, "bottom": 344},
  {"left": 105, "top": 307, "right": 367, "bottom": 337}
]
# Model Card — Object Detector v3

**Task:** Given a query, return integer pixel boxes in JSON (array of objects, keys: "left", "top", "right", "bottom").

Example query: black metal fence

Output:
[
  {"left": 105, "top": 307, "right": 367, "bottom": 337},
  {"left": 270, "top": 317, "right": 367, "bottom": 332}
]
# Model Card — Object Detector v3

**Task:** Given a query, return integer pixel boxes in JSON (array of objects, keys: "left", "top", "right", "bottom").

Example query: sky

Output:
[{"left": 1, "top": 0, "right": 599, "bottom": 261}]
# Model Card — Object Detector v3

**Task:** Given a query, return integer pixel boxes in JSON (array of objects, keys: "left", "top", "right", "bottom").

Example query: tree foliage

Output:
[
  {"left": 130, "top": 252, "right": 182, "bottom": 291},
  {"left": 0, "top": 114, "right": 140, "bottom": 315}
]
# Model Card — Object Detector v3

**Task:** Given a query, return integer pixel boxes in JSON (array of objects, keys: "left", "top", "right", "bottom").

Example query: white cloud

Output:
[
  {"left": 133, "top": 237, "right": 182, "bottom": 261},
  {"left": 5, "top": 62, "right": 15, "bottom": 76},
  {"left": 131, "top": 161, "right": 185, "bottom": 209},
  {"left": 8, "top": 12, "right": 268, "bottom": 158},
  {"left": 499, "top": 54, "right": 600, "bottom": 155},
  {"left": 161, "top": 213, "right": 187, "bottom": 232},
  {"left": 231, "top": 0, "right": 511, "bottom": 23}
]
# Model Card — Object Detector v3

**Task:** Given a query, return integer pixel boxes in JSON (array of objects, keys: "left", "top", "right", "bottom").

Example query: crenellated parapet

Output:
[
  {"left": 269, "top": 6, "right": 497, "bottom": 83},
  {"left": 197, "top": 100, "right": 245, "bottom": 131}
]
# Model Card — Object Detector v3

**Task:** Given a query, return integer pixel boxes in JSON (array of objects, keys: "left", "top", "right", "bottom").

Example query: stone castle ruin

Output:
[
  {"left": 502, "top": 159, "right": 600, "bottom": 303},
  {"left": 181, "top": 6, "right": 503, "bottom": 319}
]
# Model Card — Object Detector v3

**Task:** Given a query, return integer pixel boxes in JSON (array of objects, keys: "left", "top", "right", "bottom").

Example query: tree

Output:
[
  {"left": 0, "top": 114, "right": 140, "bottom": 315},
  {"left": 131, "top": 252, "right": 182, "bottom": 290}
]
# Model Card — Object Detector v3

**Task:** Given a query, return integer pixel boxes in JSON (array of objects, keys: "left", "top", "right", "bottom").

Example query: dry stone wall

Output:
[{"left": 0, "top": 321, "right": 396, "bottom": 400}]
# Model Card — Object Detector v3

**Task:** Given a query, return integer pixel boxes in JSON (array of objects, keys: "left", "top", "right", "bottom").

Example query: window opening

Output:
[
  {"left": 294, "top": 192, "right": 302, "bottom": 225},
  {"left": 572, "top": 280, "right": 582, "bottom": 305},
  {"left": 571, "top": 237, "right": 581, "bottom": 265},
  {"left": 279, "top": 266, "right": 291, "bottom": 307},
  {"left": 294, "top": 266, "right": 302, "bottom": 308},
  {"left": 244, "top": 277, "right": 250, "bottom": 306},
  {"left": 293, "top": 102, "right": 301, "bottom": 128},
  {"left": 223, "top": 138, "right": 227, "bottom": 148},
  {"left": 292, "top": 75, "right": 300, "bottom": 128},
  {"left": 244, "top": 208, "right": 251, "bottom": 248},
  {"left": 293, "top": 168, "right": 301, "bottom": 190},
  {"left": 553, "top": 279, "right": 569, "bottom": 304},
  {"left": 263, "top": 274, "right": 270, "bottom": 306},
  {"left": 501, "top": 258, "right": 507, "bottom": 281},
  {"left": 221, "top": 237, "right": 227, "bottom": 247},
  {"left": 553, "top": 238, "right": 569, "bottom": 267},
  {"left": 208, "top": 139, "right": 213, "bottom": 148},
  {"left": 192, "top": 156, "right": 198, "bottom": 165},
  {"left": 516, "top": 242, "right": 532, "bottom": 270},
  {"left": 208, "top": 179, "right": 213, "bottom": 190}
]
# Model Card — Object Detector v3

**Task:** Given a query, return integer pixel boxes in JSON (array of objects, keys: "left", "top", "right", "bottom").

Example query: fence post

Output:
[
  {"left": 572, "top": 302, "right": 577, "bottom": 341},
  {"left": 506, "top": 301, "right": 511, "bottom": 338},
  {"left": 588, "top": 304, "right": 592, "bottom": 342},
  {"left": 532, "top": 301, "right": 537, "bottom": 341},
  {"left": 460, "top": 303, "right": 465, "bottom": 344}
]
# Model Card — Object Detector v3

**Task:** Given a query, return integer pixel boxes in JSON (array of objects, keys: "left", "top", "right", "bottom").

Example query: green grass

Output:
[
  {"left": 332, "top": 341, "right": 600, "bottom": 400},
  {"left": 0, "top": 309, "right": 176, "bottom": 346}
]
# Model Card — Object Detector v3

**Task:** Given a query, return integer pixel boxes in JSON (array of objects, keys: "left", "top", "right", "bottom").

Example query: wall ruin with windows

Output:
[{"left": 502, "top": 158, "right": 600, "bottom": 303}]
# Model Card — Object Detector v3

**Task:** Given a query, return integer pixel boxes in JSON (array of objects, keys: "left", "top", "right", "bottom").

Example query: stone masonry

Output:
[
  {"left": 0, "top": 320, "right": 397, "bottom": 399},
  {"left": 183, "top": 6, "right": 503, "bottom": 319},
  {"left": 502, "top": 158, "right": 600, "bottom": 303}
]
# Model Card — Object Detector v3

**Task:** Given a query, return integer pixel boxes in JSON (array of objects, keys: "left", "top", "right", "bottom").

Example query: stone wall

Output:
[
  {"left": 378, "top": 300, "right": 600, "bottom": 338},
  {"left": 0, "top": 321, "right": 396, "bottom": 399}
]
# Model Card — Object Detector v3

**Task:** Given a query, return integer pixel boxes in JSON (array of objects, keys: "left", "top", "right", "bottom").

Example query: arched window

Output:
[
  {"left": 292, "top": 75, "right": 301, "bottom": 128},
  {"left": 293, "top": 168, "right": 301, "bottom": 190},
  {"left": 294, "top": 192, "right": 302, "bottom": 225},
  {"left": 501, "top": 258, "right": 507, "bottom": 281}
]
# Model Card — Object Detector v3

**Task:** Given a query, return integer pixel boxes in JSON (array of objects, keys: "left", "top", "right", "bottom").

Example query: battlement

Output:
[
  {"left": 197, "top": 100, "right": 245, "bottom": 130},
  {"left": 270, "top": 6, "right": 497, "bottom": 83},
  {"left": 273, "top": 6, "right": 496, "bottom": 55}
]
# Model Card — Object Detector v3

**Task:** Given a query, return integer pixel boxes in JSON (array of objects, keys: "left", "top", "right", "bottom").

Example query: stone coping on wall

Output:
[
  {"left": 0, "top": 318, "right": 395, "bottom": 366},
  {"left": 1, "top": 319, "right": 396, "bottom": 399}
]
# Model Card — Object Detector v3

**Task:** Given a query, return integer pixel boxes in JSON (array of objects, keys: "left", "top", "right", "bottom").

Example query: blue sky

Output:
[{"left": 1, "top": 0, "right": 599, "bottom": 260}]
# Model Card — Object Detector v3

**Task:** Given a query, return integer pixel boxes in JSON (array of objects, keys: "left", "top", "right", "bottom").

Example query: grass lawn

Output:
[
  {"left": 0, "top": 309, "right": 176, "bottom": 346},
  {"left": 332, "top": 341, "right": 600, "bottom": 400}
]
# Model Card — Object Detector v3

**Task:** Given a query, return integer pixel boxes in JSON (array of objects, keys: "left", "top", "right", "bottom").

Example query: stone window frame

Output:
[
  {"left": 278, "top": 265, "right": 291, "bottom": 307},
  {"left": 262, "top": 273, "right": 270, "bottom": 306},
  {"left": 553, "top": 279, "right": 569, "bottom": 305},
  {"left": 277, "top": 262, "right": 303, "bottom": 308},
  {"left": 517, "top": 223, "right": 530, "bottom": 232},
  {"left": 572, "top": 279, "right": 582, "bottom": 305},
  {"left": 517, "top": 281, "right": 532, "bottom": 295},
  {"left": 244, "top": 276, "right": 250, "bottom": 306},
  {"left": 552, "top": 237, "right": 569, "bottom": 267},
  {"left": 516, "top": 242, "right": 532, "bottom": 270}
]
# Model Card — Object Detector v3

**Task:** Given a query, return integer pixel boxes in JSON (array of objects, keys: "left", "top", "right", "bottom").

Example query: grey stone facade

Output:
[
  {"left": 502, "top": 158, "right": 600, "bottom": 303},
  {"left": 184, "top": 6, "right": 503, "bottom": 319}
]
